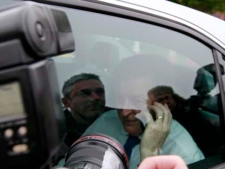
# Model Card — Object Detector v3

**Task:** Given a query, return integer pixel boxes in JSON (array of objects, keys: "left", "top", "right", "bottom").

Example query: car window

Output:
[
  {"left": 51, "top": 7, "right": 225, "bottom": 168},
  {"left": 1, "top": 1, "right": 225, "bottom": 168}
]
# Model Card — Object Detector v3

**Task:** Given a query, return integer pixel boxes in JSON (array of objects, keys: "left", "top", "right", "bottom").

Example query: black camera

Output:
[
  {"left": 0, "top": 2, "right": 74, "bottom": 169},
  {"left": 0, "top": 2, "right": 129, "bottom": 169}
]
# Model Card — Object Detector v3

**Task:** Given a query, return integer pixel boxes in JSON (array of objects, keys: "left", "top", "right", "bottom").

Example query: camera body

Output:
[{"left": 0, "top": 2, "right": 74, "bottom": 169}]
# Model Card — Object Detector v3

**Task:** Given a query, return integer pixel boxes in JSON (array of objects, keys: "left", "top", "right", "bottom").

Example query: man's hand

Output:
[{"left": 140, "top": 102, "right": 172, "bottom": 160}]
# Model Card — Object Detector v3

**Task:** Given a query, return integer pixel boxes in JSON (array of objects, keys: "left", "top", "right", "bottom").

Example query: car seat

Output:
[
  {"left": 183, "top": 64, "right": 225, "bottom": 157},
  {"left": 89, "top": 41, "right": 120, "bottom": 74}
]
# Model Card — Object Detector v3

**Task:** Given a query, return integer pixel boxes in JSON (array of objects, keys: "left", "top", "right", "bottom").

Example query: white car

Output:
[{"left": 1, "top": 0, "right": 225, "bottom": 169}]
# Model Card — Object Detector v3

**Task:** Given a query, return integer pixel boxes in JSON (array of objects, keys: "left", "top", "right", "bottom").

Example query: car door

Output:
[
  {"left": 2, "top": 0, "right": 225, "bottom": 168},
  {"left": 49, "top": 2, "right": 225, "bottom": 168}
]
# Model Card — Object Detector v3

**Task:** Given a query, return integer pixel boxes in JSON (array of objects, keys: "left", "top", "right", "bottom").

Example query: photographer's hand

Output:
[
  {"left": 140, "top": 102, "right": 172, "bottom": 160},
  {"left": 138, "top": 155, "right": 188, "bottom": 169}
]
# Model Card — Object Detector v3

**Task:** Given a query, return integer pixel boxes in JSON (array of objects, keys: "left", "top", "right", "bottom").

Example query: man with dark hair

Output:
[
  {"left": 148, "top": 86, "right": 177, "bottom": 111},
  {"left": 147, "top": 85, "right": 186, "bottom": 121},
  {"left": 61, "top": 73, "right": 106, "bottom": 147}
]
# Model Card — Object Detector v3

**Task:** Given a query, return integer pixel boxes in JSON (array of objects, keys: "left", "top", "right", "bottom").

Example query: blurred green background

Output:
[{"left": 169, "top": 0, "right": 225, "bottom": 20}]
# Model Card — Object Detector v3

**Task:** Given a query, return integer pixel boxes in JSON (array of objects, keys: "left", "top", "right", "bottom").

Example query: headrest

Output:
[
  {"left": 90, "top": 41, "right": 120, "bottom": 72},
  {"left": 194, "top": 67, "right": 215, "bottom": 94}
]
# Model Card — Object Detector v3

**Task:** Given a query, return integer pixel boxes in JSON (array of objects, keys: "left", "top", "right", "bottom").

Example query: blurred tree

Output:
[{"left": 169, "top": 0, "right": 225, "bottom": 13}]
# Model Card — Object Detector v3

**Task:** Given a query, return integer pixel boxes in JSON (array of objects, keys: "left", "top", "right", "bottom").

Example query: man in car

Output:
[
  {"left": 83, "top": 54, "right": 204, "bottom": 169},
  {"left": 147, "top": 85, "right": 186, "bottom": 123},
  {"left": 61, "top": 73, "right": 106, "bottom": 147},
  {"left": 83, "top": 97, "right": 204, "bottom": 169},
  {"left": 54, "top": 73, "right": 106, "bottom": 166}
]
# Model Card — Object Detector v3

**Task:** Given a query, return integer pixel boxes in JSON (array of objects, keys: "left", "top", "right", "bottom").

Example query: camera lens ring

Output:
[{"left": 65, "top": 133, "right": 129, "bottom": 169}]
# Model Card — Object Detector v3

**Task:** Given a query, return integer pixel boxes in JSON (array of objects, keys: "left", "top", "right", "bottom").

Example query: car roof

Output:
[{"left": 98, "top": 0, "right": 225, "bottom": 48}]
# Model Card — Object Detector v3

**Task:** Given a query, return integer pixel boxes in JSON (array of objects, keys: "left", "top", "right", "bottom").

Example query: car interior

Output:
[
  {"left": 49, "top": 6, "right": 225, "bottom": 168},
  {"left": 1, "top": 0, "right": 225, "bottom": 168}
]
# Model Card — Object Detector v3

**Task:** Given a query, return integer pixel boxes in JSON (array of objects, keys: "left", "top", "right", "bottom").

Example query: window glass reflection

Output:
[{"left": 52, "top": 8, "right": 224, "bottom": 168}]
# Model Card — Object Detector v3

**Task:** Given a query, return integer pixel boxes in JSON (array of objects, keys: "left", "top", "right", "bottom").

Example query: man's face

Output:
[
  {"left": 148, "top": 93, "right": 176, "bottom": 111},
  {"left": 63, "top": 79, "right": 105, "bottom": 123},
  {"left": 118, "top": 109, "right": 142, "bottom": 136},
  {"left": 116, "top": 78, "right": 150, "bottom": 136}
]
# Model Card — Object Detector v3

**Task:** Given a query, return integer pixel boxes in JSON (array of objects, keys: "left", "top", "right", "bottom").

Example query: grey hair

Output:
[{"left": 62, "top": 73, "right": 103, "bottom": 98}]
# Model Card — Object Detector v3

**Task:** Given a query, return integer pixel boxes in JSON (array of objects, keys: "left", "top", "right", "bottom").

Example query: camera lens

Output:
[{"left": 65, "top": 134, "right": 129, "bottom": 169}]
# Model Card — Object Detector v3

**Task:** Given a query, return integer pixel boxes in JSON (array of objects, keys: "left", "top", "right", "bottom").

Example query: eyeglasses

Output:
[{"left": 76, "top": 88, "right": 105, "bottom": 97}]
